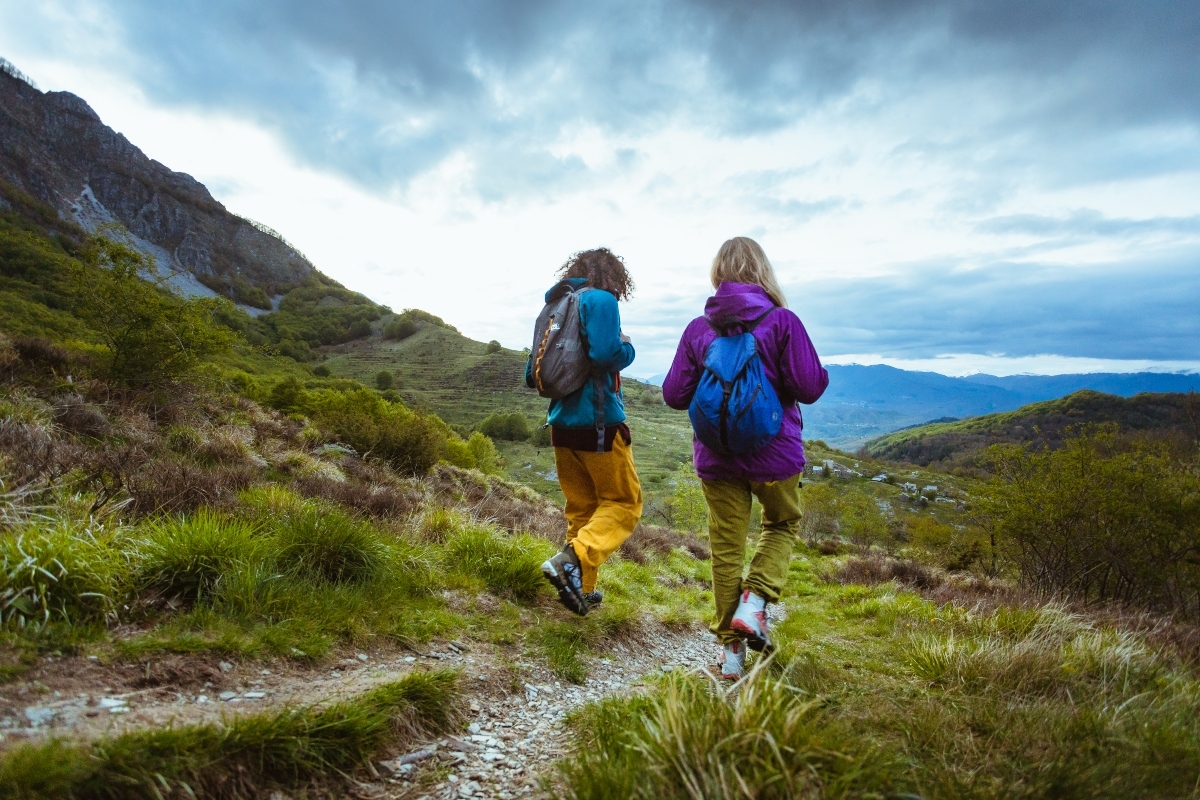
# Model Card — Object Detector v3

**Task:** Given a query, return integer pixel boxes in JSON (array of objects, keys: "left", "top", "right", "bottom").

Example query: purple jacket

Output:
[{"left": 663, "top": 282, "right": 829, "bottom": 482}]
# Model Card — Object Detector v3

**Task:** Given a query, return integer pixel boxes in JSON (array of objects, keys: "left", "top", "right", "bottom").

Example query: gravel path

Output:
[{"left": 374, "top": 629, "right": 719, "bottom": 800}]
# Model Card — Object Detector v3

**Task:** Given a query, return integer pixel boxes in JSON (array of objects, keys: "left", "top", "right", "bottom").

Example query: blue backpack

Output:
[{"left": 688, "top": 311, "right": 784, "bottom": 454}]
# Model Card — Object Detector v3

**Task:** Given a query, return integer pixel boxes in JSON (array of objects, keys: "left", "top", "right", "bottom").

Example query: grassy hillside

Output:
[
  {"left": 319, "top": 326, "right": 696, "bottom": 503},
  {"left": 864, "top": 389, "right": 1199, "bottom": 473}
]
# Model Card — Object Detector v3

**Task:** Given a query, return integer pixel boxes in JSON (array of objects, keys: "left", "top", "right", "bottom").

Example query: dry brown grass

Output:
[
  {"left": 295, "top": 474, "right": 423, "bottom": 520},
  {"left": 621, "top": 523, "right": 710, "bottom": 563}
]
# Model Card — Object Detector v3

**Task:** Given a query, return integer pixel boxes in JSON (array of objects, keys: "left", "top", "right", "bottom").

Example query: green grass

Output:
[
  {"left": 555, "top": 553, "right": 1200, "bottom": 799},
  {"left": 0, "top": 669, "right": 460, "bottom": 799}
]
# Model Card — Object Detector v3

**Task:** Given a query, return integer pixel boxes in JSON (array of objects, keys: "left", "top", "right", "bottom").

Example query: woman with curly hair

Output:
[{"left": 527, "top": 248, "right": 642, "bottom": 616}]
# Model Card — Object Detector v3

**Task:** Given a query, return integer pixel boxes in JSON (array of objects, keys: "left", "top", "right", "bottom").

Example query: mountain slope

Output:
[
  {"left": 0, "top": 66, "right": 311, "bottom": 307},
  {"left": 864, "top": 389, "right": 1199, "bottom": 472}
]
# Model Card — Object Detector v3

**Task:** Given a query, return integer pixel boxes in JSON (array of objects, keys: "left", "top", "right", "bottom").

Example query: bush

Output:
[
  {"left": 137, "top": 511, "right": 263, "bottom": 602},
  {"left": 312, "top": 364, "right": 331, "bottom": 377},
  {"left": 485, "top": 340, "right": 502, "bottom": 354},
  {"left": 271, "top": 504, "right": 385, "bottom": 584},
  {"left": 375, "top": 370, "right": 393, "bottom": 390},
  {"left": 304, "top": 388, "right": 450, "bottom": 475},
  {"left": 67, "top": 237, "right": 236, "bottom": 387},
  {"left": 477, "top": 412, "right": 531, "bottom": 442},
  {"left": 979, "top": 431, "right": 1200, "bottom": 619},
  {"left": 0, "top": 522, "right": 126, "bottom": 626},
  {"left": 382, "top": 319, "right": 419, "bottom": 341}
]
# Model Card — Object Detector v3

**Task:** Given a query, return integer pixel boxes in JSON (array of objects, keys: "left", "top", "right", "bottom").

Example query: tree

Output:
[
  {"left": 375, "top": 370, "right": 394, "bottom": 390},
  {"left": 485, "top": 340, "right": 502, "bottom": 354},
  {"left": 69, "top": 237, "right": 235, "bottom": 387}
]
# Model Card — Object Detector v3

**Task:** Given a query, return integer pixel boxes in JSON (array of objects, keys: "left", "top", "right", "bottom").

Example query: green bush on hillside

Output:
[
  {"left": 485, "top": 340, "right": 502, "bottom": 354},
  {"left": 978, "top": 429, "right": 1200, "bottom": 619},
  {"left": 382, "top": 318, "right": 419, "bottom": 341},
  {"left": 67, "top": 238, "right": 236, "bottom": 387},
  {"left": 477, "top": 412, "right": 531, "bottom": 441},
  {"left": 375, "top": 370, "right": 393, "bottom": 390}
]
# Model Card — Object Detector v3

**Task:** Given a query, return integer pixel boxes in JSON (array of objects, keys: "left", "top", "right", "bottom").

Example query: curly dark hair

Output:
[{"left": 557, "top": 247, "right": 635, "bottom": 300}]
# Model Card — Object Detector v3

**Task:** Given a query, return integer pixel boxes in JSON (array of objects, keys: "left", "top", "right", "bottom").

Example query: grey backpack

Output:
[{"left": 528, "top": 282, "right": 592, "bottom": 399}]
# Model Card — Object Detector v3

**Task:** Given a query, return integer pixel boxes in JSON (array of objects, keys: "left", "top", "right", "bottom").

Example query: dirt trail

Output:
[{"left": 0, "top": 616, "right": 752, "bottom": 799}]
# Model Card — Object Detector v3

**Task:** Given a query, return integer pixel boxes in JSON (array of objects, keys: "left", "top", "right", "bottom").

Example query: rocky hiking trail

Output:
[{"left": 0, "top": 608, "right": 764, "bottom": 799}]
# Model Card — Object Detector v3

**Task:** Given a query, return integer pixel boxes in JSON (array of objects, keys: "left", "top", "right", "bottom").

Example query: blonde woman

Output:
[{"left": 662, "top": 237, "right": 828, "bottom": 679}]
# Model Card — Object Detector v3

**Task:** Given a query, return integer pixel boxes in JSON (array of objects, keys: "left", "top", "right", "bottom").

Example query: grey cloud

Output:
[
  {"left": 51, "top": 0, "right": 1194, "bottom": 197},
  {"left": 977, "top": 210, "right": 1200, "bottom": 239},
  {"left": 788, "top": 252, "right": 1200, "bottom": 361}
]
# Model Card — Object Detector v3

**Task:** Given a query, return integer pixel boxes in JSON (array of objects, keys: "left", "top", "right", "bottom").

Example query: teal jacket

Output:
[{"left": 525, "top": 278, "right": 635, "bottom": 429}]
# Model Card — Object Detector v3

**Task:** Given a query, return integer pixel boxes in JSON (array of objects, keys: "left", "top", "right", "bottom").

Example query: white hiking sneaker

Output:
[
  {"left": 730, "top": 590, "right": 772, "bottom": 652},
  {"left": 718, "top": 640, "right": 745, "bottom": 681}
]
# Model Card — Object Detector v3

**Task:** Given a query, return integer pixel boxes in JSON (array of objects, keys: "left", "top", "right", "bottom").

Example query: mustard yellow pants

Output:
[
  {"left": 554, "top": 434, "right": 643, "bottom": 592},
  {"left": 702, "top": 473, "right": 802, "bottom": 644}
]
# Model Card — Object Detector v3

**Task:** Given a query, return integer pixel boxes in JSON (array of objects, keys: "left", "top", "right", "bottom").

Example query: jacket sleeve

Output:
[
  {"left": 662, "top": 321, "right": 702, "bottom": 409},
  {"left": 581, "top": 291, "right": 635, "bottom": 372},
  {"left": 775, "top": 311, "right": 828, "bottom": 404}
]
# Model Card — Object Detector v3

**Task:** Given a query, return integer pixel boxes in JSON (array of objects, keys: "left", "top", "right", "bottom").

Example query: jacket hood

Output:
[
  {"left": 703, "top": 282, "right": 777, "bottom": 327},
  {"left": 545, "top": 277, "right": 589, "bottom": 303}
]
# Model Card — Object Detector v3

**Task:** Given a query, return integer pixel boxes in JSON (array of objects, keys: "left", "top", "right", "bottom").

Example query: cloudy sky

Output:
[{"left": 3, "top": 1, "right": 1199, "bottom": 377}]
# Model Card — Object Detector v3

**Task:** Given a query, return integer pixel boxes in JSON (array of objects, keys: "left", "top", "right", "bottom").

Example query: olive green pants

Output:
[{"left": 701, "top": 473, "right": 802, "bottom": 644}]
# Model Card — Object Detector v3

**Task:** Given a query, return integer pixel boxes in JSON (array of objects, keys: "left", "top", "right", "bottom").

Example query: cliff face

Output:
[{"left": 0, "top": 69, "right": 315, "bottom": 296}]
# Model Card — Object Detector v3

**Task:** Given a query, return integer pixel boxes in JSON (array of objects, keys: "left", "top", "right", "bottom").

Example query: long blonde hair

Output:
[{"left": 710, "top": 237, "right": 788, "bottom": 308}]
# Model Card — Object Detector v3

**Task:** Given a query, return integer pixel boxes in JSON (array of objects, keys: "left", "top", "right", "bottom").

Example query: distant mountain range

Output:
[{"left": 642, "top": 365, "right": 1199, "bottom": 448}]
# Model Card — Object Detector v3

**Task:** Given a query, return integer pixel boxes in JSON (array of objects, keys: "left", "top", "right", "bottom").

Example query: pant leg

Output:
[
  {"left": 554, "top": 446, "right": 599, "bottom": 577},
  {"left": 569, "top": 433, "right": 643, "bottom": 592},
  {"left": 743, "top": 473, "right": 803, "bottom": 603},
  {"left": 701, "top": 477, "right": 754, "bottom": 644}
]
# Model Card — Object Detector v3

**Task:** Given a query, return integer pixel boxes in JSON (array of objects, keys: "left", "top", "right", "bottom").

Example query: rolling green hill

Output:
[{"left": 864, "top": 389, "right": 1199, "bottom": 473}]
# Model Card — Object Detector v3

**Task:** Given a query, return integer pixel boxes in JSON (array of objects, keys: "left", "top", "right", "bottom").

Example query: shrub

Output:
[
  {"left": 444, "top": 525, "right": 552, "bottom": 601},
  {"left": 136, "top": 511, "right": 264, "bottom": 602},
  {"left": 375, "top": 370, "right": 393, "bottom": 390},
  {"left": 477, "top": 412, "right": 531, "bottom": 442},
  {"left": 0, "top": 522, "right": 126, "bottom": 626},
  {"left": 979, "top": 431, "right": 1200, "bottom": 619},
  {"left": 382, "top": 318, "right": 419, "bottom": 341},
  {"left": 306, "top": 389, "right": 448, "bottom": 475},
  {"left": 67, "top": 237, "right": 236, "bottom": 387},
  {"left": 312, "top": 364, "right": 331, "bottom": 377},
  {"left": 271, "top": 504, "right": 385, "bottom": 584},
  {"left": 485, "top": 340, "right": 502, "bottom": 354}
]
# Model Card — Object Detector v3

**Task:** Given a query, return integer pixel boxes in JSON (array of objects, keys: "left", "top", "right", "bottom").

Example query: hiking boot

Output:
[
  {"left": 582, "top": 590, "right": 603, "bottom": 608},
  {"left": 542, "top": 543, "right": 589, "bottom": 616},
  {"left": 730, "top": 590, "right": 772, "bottom": 652},
  {"left": 718, "top": 640, "right": 745, "bottom": 681}
]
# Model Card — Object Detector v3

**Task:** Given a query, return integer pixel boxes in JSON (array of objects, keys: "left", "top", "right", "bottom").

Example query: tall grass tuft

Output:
[
  {"left": 444, "top": 524, "right": 552, "bottom": 601},
  {"left": 0, "top": 521, "right": 126, "bottom": 626},
  {"left": 271, "top": 503, "right": 385, "bottom": 584},
  {"left": 136, "top": 511, "right": 264, "bottom": 602},
  {"left": 0, "top": 669, "right": 460, "bottom": 799},
  {"left": 558, "top": 670, "right": 901, "bottom": 799}
]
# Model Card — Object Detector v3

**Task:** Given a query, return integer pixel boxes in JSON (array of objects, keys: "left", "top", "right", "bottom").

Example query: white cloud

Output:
[{"left": 3, "top": 2, "right": 1199, "bottom": 379}]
